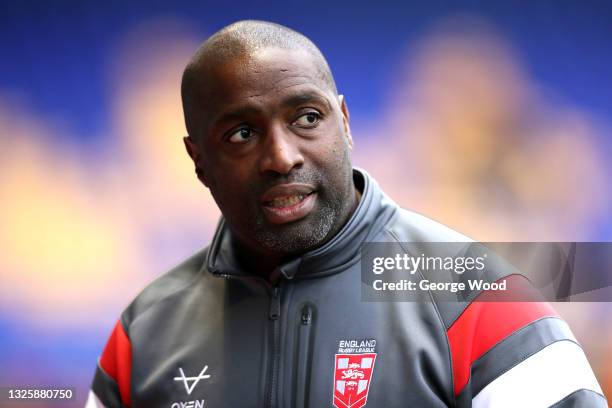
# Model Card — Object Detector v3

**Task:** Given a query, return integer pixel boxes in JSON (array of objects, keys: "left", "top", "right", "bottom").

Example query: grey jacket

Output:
[{"left": 88, "top": 169, "right": 607, "bottom": 408}]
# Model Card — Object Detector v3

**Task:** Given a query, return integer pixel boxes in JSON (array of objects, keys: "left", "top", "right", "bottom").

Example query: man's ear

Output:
[
  {"left": 338, "top": 95, "right": 354, "bottom": 149},
  {"left": 183, "top": 136, "right": 209, "bottom": 187}
]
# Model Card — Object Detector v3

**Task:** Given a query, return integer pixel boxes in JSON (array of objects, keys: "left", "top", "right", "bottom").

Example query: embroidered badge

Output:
[{"left": 333, "top": 339, "right": 377, "bottom": 408}]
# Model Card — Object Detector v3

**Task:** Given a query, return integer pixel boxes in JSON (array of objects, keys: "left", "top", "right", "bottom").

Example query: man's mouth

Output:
[
  {"left": 266, "top": 193, "right": 313, "bottom": 208},
  {"left": 260, "top": 184, "right": 317, "bottom": 224}
]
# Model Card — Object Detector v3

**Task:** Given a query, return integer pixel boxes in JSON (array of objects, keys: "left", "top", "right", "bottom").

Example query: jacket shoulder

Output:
[
  {"left": 380, "top": 208, "right": 517, "bottom": 327},
  {"left": 385, "top": 208, "right": 473, "bottom": 242},
  {"left": 121, "top": 247, "right": 209, "bottom": 328},
  {"left": 381, "top": 210, "right": 603, "bottom": 407}
]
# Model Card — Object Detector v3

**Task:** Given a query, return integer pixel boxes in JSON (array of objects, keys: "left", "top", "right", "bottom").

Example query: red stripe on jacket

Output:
[
  {"left": 447, "top": 275, "right": 558, "bottom": 396},
  {"left": 100, "top": 320, "right": 132, "bottom": 407}
]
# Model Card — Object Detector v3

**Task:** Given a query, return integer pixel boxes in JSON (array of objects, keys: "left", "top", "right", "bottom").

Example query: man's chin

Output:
[{"left": 252, "top": 209, "right": 335, "bottom": 255}]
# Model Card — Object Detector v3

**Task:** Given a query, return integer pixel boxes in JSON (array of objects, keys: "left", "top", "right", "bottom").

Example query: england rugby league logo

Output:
[{"left": 333, "top": 339, "right": 377, "bottom": 408}]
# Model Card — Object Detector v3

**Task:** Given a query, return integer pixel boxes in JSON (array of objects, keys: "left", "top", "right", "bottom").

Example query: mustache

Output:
[{"left": 253, "top": 169, "right": 323, "bottom": 195}]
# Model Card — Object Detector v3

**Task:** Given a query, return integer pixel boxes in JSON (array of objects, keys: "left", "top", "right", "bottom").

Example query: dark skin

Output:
[{"left": 183, "top": 47, "right": 359, "bottom": 278}]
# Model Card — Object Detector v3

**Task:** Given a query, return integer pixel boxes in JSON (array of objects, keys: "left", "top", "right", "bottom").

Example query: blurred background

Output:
[{"left": 0, "top": 1, "right": 611, "bottom": 405}]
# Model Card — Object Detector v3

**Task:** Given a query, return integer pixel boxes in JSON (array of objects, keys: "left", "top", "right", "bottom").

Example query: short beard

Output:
[
  {"left": 220, "top": 146, "right": 356, "bottom": 258},
  {"left": 251, "top": 203, "right": 338, "bottom": 255},
  {"left": 249, "top": 161, "right": 354, "bottom": 256}
]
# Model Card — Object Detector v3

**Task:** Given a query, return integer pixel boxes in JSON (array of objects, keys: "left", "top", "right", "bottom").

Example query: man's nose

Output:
[{"left": 258, "top": 125, "right": 304, "bottom": 175}]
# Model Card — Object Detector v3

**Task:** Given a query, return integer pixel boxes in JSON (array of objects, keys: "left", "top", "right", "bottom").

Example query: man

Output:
[{"left": 88, "top": 21, "right": 607, "bottom": 407}]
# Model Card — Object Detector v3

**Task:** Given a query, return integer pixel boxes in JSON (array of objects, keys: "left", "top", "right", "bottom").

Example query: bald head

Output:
[{"left": 181, "top": 20, "right": 338, "bottom": 138}]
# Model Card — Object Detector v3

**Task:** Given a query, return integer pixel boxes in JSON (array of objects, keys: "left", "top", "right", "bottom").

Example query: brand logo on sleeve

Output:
[{"left": 333, "top": 339, "right": 377, "bottom": 408}]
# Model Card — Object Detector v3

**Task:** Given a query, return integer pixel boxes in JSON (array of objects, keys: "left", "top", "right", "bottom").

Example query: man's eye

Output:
[
  {"left": 227, "top": 127, "right": 253, "bottom": 143},
  {"left": 292, "top": 112, "right": 321, "bottom": 128}
]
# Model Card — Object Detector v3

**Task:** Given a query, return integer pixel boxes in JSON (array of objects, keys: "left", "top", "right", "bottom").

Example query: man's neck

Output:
[{"left": 230, "top": 238, "right": 286, "bottom": 281}]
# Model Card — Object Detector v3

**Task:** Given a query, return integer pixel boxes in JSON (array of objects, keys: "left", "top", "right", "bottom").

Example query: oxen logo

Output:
[
  {"left": 333, "top": 353, "right": 377, "bottom": 408},
  {"left": 174, "top": 365, "right": 211, "bottom": 395}
]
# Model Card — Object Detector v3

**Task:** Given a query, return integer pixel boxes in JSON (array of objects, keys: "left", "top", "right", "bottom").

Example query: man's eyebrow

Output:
[
  {"left": 212, "top": 92, "right": 332, "bottom": 127},
  {"left": 281, "top": 92, "right": 332, "bottom": 110},
  {"left": 214, "top": 105, "right": 263, "bottom": 126}
]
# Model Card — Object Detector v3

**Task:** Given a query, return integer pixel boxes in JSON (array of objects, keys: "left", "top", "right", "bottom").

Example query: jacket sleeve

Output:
[
  {"left": 448, "top": 275, "right": 607, "bottom": 407},
  {"left": 87, "top": 320, "right": 132, "bottom": 408}
]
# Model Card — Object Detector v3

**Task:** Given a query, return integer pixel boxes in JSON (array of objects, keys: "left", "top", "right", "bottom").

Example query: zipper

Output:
[
  {"left": 214, "top": 272, "right": 282, "bottom": 407},
  {"left": 267, "top": 285, "right": 282, "bottom": 408},
  {"left": 294, "top": 304, "right": 314, "bottom": 408}
]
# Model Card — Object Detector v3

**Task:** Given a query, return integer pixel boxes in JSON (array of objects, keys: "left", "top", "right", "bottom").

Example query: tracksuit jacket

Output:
[{"left": 88, "top": 168, "right": 607, "bottom": 408}]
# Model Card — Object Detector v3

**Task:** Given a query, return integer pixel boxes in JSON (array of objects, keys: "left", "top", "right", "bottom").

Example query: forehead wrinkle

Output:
[
  {"left": 246, "top": 83, "right": 334, "bottom": 112},
  {"left": 247, "top": 49, "right": 332, "bottom": 93},
  {"left": 238, "top": 69, "right": 332, "bottom": 105},
  {"left": 270, "top": 74, "right": 316, "bottom": 86}
]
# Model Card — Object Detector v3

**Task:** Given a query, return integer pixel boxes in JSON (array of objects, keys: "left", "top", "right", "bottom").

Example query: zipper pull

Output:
[
  {"left": 301, "top": 305, "right": 312, "bottom": 325},
  {"left": 296, "top": 304, "right": 314, "bottom": 408},
  {"left": 269, "top": 286, "right": 281, "bottom": 320}
]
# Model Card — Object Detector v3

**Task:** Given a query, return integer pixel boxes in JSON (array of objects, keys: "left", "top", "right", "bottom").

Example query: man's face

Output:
[{"left": 185, "top": 47, "right": 355, "bottom": 256}]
